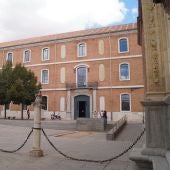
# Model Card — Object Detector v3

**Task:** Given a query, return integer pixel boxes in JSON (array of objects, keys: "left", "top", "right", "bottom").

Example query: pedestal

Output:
[{"left": 30, "top": 94, "right": 44, "bottom": 157}]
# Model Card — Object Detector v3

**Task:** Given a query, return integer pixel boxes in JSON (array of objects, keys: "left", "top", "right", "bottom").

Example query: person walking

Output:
[{"left": 27, "top": 109, "right": 30, "bottom": 119}]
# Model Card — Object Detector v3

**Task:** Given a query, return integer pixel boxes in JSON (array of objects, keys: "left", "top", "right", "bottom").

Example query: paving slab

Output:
[{"left": 0, "top": 123, "right": 145, "bottom": 170}]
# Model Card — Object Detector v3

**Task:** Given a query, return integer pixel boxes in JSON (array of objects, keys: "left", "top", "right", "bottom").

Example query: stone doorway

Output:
[{"left": 74, "top": 95, "right": 90, "bottom": 119}]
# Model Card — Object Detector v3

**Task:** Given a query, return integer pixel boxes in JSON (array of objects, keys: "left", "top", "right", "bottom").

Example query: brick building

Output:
[{"left": 0, "top": 23, "right": 144, "bottom": 121}]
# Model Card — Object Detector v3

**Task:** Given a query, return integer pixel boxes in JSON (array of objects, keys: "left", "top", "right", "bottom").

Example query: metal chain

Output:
[
  {"left": 0, "top": 129, "right": 33, "bottom": 153},
  {"left": 42, "top": 127, "right": 145, "bottom": 163}
]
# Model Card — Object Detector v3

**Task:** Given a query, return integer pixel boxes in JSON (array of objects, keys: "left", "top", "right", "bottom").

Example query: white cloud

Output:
[
  {"left": 131, "top": 7, "right": 138, "bottom": 15},
  {"left": 0, "top": 0, "right": 128, "bottom": 42}
]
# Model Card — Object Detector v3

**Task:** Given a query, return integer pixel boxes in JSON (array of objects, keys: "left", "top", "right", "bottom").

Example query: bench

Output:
[{"left": 106, "top": 115, "right": 127, "bottom": 140}]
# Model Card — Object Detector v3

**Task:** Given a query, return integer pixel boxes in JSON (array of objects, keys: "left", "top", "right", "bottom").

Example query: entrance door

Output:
[{"left": 74, "top": 95, "right": 90, "bottom": 119}]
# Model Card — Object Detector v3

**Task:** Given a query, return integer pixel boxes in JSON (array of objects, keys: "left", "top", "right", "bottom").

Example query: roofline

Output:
[{"left": 0, "top": 23, "right": 137, "bottom": 50}]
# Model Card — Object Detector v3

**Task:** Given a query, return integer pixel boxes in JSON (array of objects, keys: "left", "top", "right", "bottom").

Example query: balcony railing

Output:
[{"left": 66, "top": 82, "right": 98, "bottom": 90}]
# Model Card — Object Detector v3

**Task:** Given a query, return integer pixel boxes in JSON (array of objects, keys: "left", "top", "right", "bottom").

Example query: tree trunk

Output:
[{"left": 21, "top": 103, "right": 24, "bottom": 120}]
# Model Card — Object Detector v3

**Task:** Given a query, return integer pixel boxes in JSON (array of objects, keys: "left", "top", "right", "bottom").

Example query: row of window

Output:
[
  {"left": 41, "top": 93, "right": 131, "bottom": 112},
  {"left": 41, "top": 63, "right": 130, "bottom": 84},
  {"left": 6, "top": 38, "right": 129, "bottom": 63}
]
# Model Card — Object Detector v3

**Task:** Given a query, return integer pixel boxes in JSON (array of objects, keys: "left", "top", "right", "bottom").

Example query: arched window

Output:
[
  {"left": 42, "top": 47, "right": 50, "bottom": 61},
  {"left": 6, "top": 52, "right": 13, "bottom": 63},
  {"left": 118, "top": 38, "right": 128, "bottom": 53},
  {"left": 41, "top": 69, "right": 49, "bottom": 84},
  {"left": 119, "top": 63, "right": 130, "bottom": 80},
  {"left": 77, "top": 43, "right": 87, "bottom": 57},
  {"left": 41, "top": 96, "right": 48, "bottom": 110},
  {"left": 76, "top": 66, "right": 87, "bottom": 87},
  {"left": 23, "top": 49, "right": 31, "bottom": 63},
  {"left": 120, "top": 94, "right": 130, "bottom": 111}
]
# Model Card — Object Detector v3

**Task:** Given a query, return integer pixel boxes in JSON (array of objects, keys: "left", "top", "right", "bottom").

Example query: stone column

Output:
[
  {"left": 140, "top": 0, "right": 170, "bottom": 154},
  {"left": 66, "top": 90, "right": 71, "bottom": 120},
  {"left": 30, "top": 94, "right": 43, "bottom": 157},
  {"left": 130, "top": 1, "right": 170, "bottom": 169},
  {"left": 92, "top": 89, "right": 96, "bottom": 112}
]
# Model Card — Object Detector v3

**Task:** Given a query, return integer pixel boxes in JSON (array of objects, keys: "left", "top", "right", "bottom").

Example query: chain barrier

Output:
[
  {"left": 0, "top": 126, "right": 145, "bottom": 164},
  {"left": 42, "top": 127, "right": 145, "bottom": 163},
  {"left": 0, "top": 129, "right": 33, "bottom": 153}
]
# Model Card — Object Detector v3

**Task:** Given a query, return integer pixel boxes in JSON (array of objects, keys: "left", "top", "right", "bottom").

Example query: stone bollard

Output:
[{"left": 30, "top": 94, "right": 43, "bottom": 157}]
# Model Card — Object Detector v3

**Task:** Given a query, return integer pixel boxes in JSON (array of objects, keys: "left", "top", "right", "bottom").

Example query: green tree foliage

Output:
[
  {"left": 8, "top": 63, "right": 41, "bottom": 119},
  {"left": 0, "top": 61, "right": 13, "bottom": 119}
]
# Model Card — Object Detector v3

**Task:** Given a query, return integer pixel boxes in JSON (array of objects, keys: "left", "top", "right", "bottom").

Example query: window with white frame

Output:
[
  {"left": 76, "top": 66, "right": 87, "bottom": 87},
  {"left": 119, "top": 38, "right": 128, "bottom": 53},
  {"left": 41, "top": 70, "right": 49, "bottom": 84},
  {"left": 78, "top": 43, "right": 86, "bottom": 57},
  {"left": 42, "top": 48, "right": 49, "bottom": 61},
  {"left": 41, "top": 96, "right": 47, "bottom": 110},
  {"left": 120, "top": 63, "right": 130, "bottom": 80},
  {"left": 121, "top": 94, "right": 130, "bottom": 111},
  {"left": 23, "top": 50, "right": 31, "bottom": 63},
  {"left": 6, "top": 52, "right": 13, "bottom": 62}
]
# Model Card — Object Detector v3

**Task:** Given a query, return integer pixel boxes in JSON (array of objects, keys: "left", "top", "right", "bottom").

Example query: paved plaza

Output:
[{"left": 0, "top": 120, "right": 144, "bottom": 170}]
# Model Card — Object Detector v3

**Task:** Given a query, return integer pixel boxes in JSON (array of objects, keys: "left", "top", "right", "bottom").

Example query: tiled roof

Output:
[{"left": 0, "top": 23, "right": 137, "bottom": 48}]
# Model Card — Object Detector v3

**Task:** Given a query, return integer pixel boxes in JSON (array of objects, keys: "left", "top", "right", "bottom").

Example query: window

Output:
[
  {"left": 76, "top": 66, "right": 87, "bottom": 87},
  {"left": 23, "top": 50, "right": 31, "bottom": 63},
  {"left": 41, "top": 70, "right": 49, "bottom": 84},
  {"left": 119, "top": 38, "right": 128, "bottom": 53},
  {"left": 6, "top": 52, "right": 13, "bottom": 62},
  {"left": 120, "top": 63, "right": 130, "bottom": 80},
  {"left": 41, "top": 96, "right": 47, "bottom": 110},
  {"left": 77, "top": 43, "right": 86, "bottom": 57},
  {"left": 42, "top": 48, "right": 49, "bottom": 61},
  {"left": 121, "top": 94, "right": 130, "bottom": 111}
]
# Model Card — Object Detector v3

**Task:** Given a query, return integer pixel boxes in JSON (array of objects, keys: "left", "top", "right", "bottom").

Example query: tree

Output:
[
  {"left": 0, "top": 61, "right": 13, "bottom": 119},
  {"left": 9, "top": 63, "right": 41, "bottom": 119}
]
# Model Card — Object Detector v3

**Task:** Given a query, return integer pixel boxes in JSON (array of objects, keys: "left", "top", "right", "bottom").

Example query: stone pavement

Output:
[{"left": 0, "top": 122, "right": 144, "bottom": 170}]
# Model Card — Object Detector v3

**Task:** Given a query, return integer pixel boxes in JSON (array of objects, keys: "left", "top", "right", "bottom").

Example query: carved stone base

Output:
[{"left": 29, "top": 149, "right": 44, "bottom": 157}]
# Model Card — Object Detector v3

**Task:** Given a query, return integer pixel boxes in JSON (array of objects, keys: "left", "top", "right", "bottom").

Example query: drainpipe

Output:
[{"left": 108, "top": 32, "right": 113, "bottom": 121}]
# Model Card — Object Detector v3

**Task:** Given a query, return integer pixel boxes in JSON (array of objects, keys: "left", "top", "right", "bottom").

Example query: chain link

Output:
[
  {"left": 0, "top": 129, "right": 33, "bottom": 153},
  {"left": 42, "top": 127, "right": 145, "bottom": 163},
  {"left": 0, "top": 126, "right": 145, "bottom": 164}
]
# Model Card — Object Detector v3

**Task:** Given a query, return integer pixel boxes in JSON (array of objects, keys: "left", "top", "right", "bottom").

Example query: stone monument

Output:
[
  {"left": 30, "top": 93, "right": 43, "bottom": 157},
  {"left": 130, "top": 0, "right": 170, "bottom": 169}
]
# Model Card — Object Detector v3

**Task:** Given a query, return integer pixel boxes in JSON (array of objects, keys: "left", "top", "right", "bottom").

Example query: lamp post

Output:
[{"left": 30, "top": 93, "right": 43, "bottom": 157}]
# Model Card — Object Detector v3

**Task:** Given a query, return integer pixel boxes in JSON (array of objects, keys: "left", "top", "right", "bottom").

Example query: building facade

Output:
[{"left": 0, "top": 23, "right": 144, "bottom": 121}]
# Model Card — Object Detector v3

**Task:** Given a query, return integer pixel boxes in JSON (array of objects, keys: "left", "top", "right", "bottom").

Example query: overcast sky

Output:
[{"left": 0, "top": 0, "right": 138, "bottom": 42}]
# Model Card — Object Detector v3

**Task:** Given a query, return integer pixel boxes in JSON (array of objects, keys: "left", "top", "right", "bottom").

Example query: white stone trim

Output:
[
  {"left": 6, "top": 51, "right": 13, "bottom": 63},
  {"left": 118, "top": 37, "right": 129, "bottom": 53},
  {"left": 42, "top": 95, "right": 48, "bottom": 111},
  {"left": 41, "top": 69, "right": 49, "bottom": 84},
  {"left": 119, "top": 62, "right": 130, "bottom": 81},
  {"left": 23, "top": 54, "right": 142, "bottom": 68},
  {"left": 41, "top": 47, "right": 50, "bottom": 61},
  {"left": 120, "top": 93, "right": 131, "bottom": 112},
  {"left": 40, "top": 85, "right": 144, "bottom": 91},
  {"left": 76, "top": 66, "right": 88, "bottom": 87},
  {"left": 23, "top": 49, "right": 31, "bottom": 63},
  {"left": 77, "top": 42, "right": 87, "bottom": 57}
]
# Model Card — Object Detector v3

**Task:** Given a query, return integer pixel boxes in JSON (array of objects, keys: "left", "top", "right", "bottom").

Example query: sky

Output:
[{"left": 0, "top": 0, "right": 138, "bottom": 42}]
